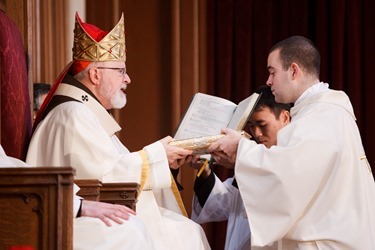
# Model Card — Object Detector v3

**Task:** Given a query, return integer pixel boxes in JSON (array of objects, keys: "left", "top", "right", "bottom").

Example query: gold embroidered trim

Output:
[
  {"left": 170, "top": 172, "right": 188, "bottom": 217},
  {"left": 137, "top": 150, "right": 149, "bottom": 197},
  {"left": 138, "top": 149, "right": 187, "bottom": 216}
]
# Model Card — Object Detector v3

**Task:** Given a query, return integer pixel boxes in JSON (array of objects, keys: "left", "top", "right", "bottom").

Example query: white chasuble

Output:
[{"left": 235, "top": 84, "right": 375, "bottom": 249}]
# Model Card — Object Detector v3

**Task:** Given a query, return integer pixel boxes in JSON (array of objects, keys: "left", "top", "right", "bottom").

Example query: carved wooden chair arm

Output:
[
  {"left": 75, "top": 179, "right": 102, "bottom": 201},
  {"left": 100, "top": 182, "right": 140, "bottom": 211},
  {"left": 75, "top": 180, "right": 140, "bottom": 211}
]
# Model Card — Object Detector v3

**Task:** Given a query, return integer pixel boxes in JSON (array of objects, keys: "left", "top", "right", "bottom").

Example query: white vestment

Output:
[
  {"left": 72, "top": 185, "right": 155, "bottom": 250},
  {"left": 192, "top": 175, "right": 251, "bottom": 250},
  {"left": 0, "top": 146, "right": 28, "bottom": 167},
  {"left": 235, "top": 83, "right": 375, "bottom": 249},
  {"left": 73, "top": 216, "right": 155, "bottom": 250},
  {"left": 0, "top": 145, "right": 154, "bottom": 250},
  {"left": 26, "top": 81, "right": 210, "bottom": 250},
  {"left": 192, "top": 174, "right": 276, "bottom": 250}
]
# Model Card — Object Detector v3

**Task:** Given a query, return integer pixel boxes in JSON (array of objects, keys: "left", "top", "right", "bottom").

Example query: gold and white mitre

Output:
[{"left": 72, "top": 12, "right": 126, "bottom": 62}]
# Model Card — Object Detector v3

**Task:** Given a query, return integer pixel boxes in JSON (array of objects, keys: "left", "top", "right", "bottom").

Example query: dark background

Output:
[{"left": 205, "top": 0, "right": 374, "bottom": 248}]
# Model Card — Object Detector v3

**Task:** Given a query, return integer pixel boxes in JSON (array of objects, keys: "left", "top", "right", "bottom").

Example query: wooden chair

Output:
[
  {"left": 75, "top": 179, "right": 102, "bottom": 202},
  {"left": 100, "top": 182, "right": 140, "bottom": 211},
  {"left": 75, "top": 180, "right": 140, "bottom": 211},
  {"left": 0, "top": 5, "right": 138, "bottom": 249},
  {"left": 0, "top": 5, "right": 76, "bottom": 250},
  {"left": 0, "top": 167, "right": 75, "bottom": 250},
  {"left": 0, "top": 6, "right": 32, "bottom": 162},
  {"left": 0, "top": 166, "right": 138, "bottom": 250}
]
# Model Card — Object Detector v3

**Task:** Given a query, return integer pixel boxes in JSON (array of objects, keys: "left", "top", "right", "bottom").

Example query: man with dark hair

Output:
[
  {"left": 247, "top": 85, "right": 291, "bottom": 148},
  {"left": 208, "top": 36, "right": 375, "bottom": 249},
  {"left": 192, "top": 85, "right": 290, "bottom": 250}
]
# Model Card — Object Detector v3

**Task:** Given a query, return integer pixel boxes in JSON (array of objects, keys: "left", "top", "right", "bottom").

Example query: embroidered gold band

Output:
[
  {"left": 138, "top": 149, "right": 187, "bottom": 216},
  {"left": 170, "top": 173, "right": 188, "bottom": 217},
  {"left": 137, "top": 149, "right": 149, "bottom": 197}
]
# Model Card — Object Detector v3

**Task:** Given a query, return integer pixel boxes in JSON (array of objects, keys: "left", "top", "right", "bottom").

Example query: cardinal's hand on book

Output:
[{"left": 160, "top": 136, "right": 193, "bottom": 169}]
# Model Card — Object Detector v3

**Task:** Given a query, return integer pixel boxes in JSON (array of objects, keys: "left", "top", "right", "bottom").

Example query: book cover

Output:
[{"left": 170, "top": 92, "right": 260, "bottom": 153}]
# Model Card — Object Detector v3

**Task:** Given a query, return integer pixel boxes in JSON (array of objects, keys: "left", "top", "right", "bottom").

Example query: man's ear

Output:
[
  {"left": 88, "top": 67, "right": 100, "bottom": 85},
  {"left": 280, "top": 110, "right": 291, "bottom": 124},
  {"left": 290, "top": 63, "right": 299, "bottom": 79}
]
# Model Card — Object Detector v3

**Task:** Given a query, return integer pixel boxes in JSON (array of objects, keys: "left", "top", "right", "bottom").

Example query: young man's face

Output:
[{"left": 247, "top": 106, "right": 289, "bottom": 148}]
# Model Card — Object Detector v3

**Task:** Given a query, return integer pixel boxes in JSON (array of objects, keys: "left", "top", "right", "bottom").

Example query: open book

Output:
[{"left": 170, "top": 92, "right": 260, "bottom": 154}]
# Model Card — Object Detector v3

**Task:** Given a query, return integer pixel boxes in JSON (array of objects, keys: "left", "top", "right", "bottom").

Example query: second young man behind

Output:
[{"left": 192, "top": 85, "right": 291, "bottom": 250}]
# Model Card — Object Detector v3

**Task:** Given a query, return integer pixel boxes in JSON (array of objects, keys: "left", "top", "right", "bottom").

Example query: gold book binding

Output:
[
  {"left": 169, "top": 131, "right": 250, "bottom": 154},
  {"left": 169, "top": 134, "right": 225, "bottom": 154}
]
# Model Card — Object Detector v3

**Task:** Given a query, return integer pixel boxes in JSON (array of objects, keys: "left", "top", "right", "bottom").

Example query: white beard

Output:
[{"left": 111, "top": 91, "right": 127, "bottom": 109}]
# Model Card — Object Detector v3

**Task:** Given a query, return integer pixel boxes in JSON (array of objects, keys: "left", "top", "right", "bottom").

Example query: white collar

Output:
[
  {"left": 54, "top": 84, "right": 121, "bottom": 136},
  {"left": 294, "top": 82, "right": 329, "bottom": 106}
]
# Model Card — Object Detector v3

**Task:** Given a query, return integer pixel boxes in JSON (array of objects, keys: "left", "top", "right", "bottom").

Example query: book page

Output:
[
  {"left": 174, "top": 93, "right": 237, "bottom": 140},
  {"left": 227, "top": 92, "right": 260, "bottom": 131}
]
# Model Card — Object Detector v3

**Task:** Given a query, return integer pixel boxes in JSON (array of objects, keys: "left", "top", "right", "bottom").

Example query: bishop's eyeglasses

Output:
[{"left": 96, "top": 67, "right": 126, "bottom": 77}]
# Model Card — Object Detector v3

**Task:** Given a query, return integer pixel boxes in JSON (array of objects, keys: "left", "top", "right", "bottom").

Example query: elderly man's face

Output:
[{"left": 96, "top": 61, "right": 131, "bottom": 109}]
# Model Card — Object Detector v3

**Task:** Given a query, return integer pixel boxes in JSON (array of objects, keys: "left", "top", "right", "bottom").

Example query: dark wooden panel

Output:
[{"left": 0, "top": 167, "right": 75, "bottom": 250}]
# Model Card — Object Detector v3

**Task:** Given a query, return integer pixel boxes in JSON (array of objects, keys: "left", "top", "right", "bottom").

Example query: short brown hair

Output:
[{"left": 269, "top": 36, "right": 320, "bottom": 78}]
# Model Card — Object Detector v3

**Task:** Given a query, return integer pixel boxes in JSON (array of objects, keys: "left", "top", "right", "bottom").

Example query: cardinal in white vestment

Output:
[
  {"left": 26, "top": 12, "right": 210, "bottom": 250},
  {"left": 208, "top": 36, "right": 375, "bottom": 249}
]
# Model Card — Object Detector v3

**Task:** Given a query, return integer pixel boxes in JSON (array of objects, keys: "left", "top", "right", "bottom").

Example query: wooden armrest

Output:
[
  {"left": 100, "top": 182, "right": 140, "bottom": 211},
  {"left": 75, "top": 179, "right": 102, "bottom": 201}
]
